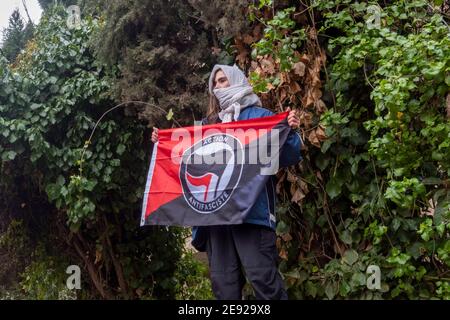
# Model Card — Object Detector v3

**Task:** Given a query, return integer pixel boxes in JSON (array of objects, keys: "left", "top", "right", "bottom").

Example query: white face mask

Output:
[{"left": 213, "top": 85, "right": 252, "bottom": 107}]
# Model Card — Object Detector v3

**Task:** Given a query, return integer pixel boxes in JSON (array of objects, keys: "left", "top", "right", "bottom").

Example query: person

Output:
[{"left": 151, "top": 64, "right": 302, "bottom": 300}]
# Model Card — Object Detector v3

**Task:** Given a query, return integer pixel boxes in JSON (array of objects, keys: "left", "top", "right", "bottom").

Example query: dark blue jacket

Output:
[{"left": 191, "top": 106, "right": 302, "bottom": 251}]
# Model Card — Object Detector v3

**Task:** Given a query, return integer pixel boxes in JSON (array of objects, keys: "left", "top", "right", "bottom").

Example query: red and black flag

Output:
[{"left": 140, "top": 112, "right": 291, "bottom": 227}]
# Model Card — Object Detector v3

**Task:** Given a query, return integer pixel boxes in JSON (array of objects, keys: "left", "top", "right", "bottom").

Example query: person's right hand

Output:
[{"left": 151, "top": 127, "right": 159, "bottom": 143}]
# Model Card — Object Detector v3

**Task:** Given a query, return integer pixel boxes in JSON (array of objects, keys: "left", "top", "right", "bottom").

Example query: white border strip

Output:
[{"left": 140, "top": 142, "right": 159, "bottom": 226}]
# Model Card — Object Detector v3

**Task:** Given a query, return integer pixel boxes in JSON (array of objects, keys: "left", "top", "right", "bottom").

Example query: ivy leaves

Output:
[
  {"left": 0, "top": 6, "right": 139, "bottom": 229},
  {"left": 247, "top": 0, "right": 450, "bottom": 300},
  {"left": 315, "top": 0, "right": 450, "bottom": 299}
]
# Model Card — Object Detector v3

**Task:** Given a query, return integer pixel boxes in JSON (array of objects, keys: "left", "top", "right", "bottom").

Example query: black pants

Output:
[{"left": 205, "top": 223, "right": 288, "bottom": 300}]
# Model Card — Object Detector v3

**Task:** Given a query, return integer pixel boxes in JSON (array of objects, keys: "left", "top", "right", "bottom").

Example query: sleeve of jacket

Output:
[
  {"left": 279, "top": 129, "right": 303, "bottom": 168},
  {"left": 191, "top": 226, "right": 207, "bottom": 252},
  {"left": 255, "top": 108, "right": 303, "bottom": 168}
]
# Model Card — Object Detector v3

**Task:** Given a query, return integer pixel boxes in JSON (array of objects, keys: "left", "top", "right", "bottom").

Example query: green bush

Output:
[
  {"left": 1, "top": 5, "right": 184, "bottom": 299},
  {"left": 174, "top": 248, "right": 214, "bottom": 300},
  {"left": 249, "top": 0, "right": 450, "bottom": 299}
]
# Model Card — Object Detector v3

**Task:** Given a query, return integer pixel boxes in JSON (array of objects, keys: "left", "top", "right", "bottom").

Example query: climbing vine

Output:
[
  {"left": 0, "top": 6, "right": 187, "bottom": 299},
  {"left": 237, "top": 0, "right": 450, "bottom": 299}
]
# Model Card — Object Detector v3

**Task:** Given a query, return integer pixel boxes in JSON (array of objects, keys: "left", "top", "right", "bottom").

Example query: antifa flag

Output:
[{"left": 140, "top": 112, "right": 291, "bottom": 227}]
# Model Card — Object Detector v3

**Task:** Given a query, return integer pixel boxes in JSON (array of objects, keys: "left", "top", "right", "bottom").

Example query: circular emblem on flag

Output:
[{"left": 179, "top": 133, "right": 243, "bottom": 214}]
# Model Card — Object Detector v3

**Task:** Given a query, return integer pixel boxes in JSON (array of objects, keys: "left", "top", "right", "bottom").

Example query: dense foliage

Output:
[
  {"left": 243, "top": 0, "right": 450, "bottom": 299},
  {"left": 0, "top": 5, "right": 198, "bottom": 299}
]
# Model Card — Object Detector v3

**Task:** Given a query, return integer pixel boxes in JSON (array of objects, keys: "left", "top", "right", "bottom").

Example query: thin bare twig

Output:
[
  {"left": 79, "top": 100, "right": 181, "bottom": 176},
  {"left": 363, "top": 57, "right": 375, "bottom": 90}
]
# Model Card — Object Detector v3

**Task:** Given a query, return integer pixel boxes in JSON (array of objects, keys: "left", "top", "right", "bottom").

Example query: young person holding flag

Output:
[{"left": 151, "top": 64, "right": 302, "bottom": 300}]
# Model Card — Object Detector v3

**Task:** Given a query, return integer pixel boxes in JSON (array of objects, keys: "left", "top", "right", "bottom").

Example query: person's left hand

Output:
[{"left": 286, "top": 107, "right": 300, "bottom": 129}]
